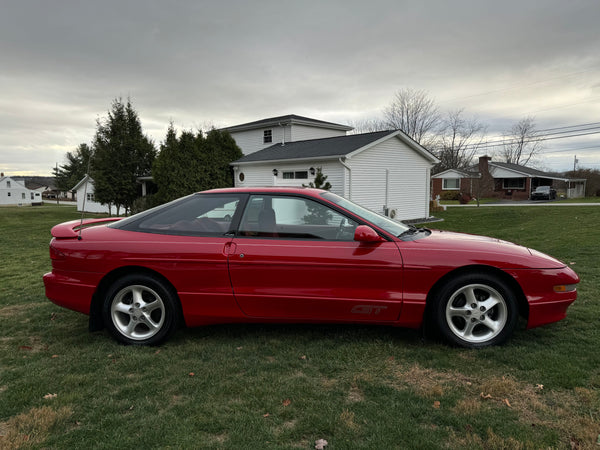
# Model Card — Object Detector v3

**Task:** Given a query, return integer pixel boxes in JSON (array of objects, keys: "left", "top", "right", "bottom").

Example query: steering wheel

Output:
[{"left": 335, "top": 218, "right": 347, "bottom": 240}]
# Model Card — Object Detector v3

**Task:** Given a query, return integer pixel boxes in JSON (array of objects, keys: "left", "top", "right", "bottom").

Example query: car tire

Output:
[
  {"left": 431, "top": 272, "right": 518, "bottom": 348},
  {"left": 102, "top": 274, "right": 180, "bottom": 345}
]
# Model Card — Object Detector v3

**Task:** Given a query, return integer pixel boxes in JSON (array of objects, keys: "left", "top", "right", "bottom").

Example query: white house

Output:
[
  {"left": 0, "top": 174, "right": 42, "bottom": 206},
  {"left": 226, "top": 116, "right": 440, "bottom": 222},
  {"left": 72, "top": 175, "right": 110, "bottom": 213},
  {"left": 223, "top": 114, "right": 353, "bottom": 156}
]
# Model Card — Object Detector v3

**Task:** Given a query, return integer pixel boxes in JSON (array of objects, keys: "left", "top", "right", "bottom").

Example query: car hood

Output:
[{"left": 399, "top": 229, "right": 567, "bottom": 270}]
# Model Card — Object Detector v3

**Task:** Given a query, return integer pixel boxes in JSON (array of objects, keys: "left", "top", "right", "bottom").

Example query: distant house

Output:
[
  {"left": 72, "top": 175, "right": 110, "bottom": 213},
  {"left": 432, "top": 156, "right": 586, "bottom": 200},
  {"left": 0, "top": 174, "right": 42, "bottom": 206},
  {"left": 226, "top": 115, "right": 440, "bottom": 221}
]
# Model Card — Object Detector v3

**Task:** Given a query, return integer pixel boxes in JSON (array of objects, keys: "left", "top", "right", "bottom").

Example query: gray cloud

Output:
[{"left": 1, "top": 0, "right": 599, "bottom": 174}]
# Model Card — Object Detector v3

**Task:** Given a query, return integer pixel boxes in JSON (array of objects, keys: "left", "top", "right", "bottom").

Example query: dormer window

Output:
[
  {"left": 263, "top": 130, "right": 272, "bottom": 144},
  {"left": 6, "top": 181, "right": 10, "bottom": 188}
]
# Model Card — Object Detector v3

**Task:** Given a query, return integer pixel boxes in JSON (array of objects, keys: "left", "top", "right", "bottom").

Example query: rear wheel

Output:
[
  {"left": 102, "top": 274, "right": 180, "bottom": 345},
  {"left": 432, "top": 273, "right": 518, "bottom": 348}
]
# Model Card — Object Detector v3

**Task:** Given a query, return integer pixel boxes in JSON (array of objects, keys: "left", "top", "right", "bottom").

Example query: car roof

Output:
[{"left": 202, "top": 186, "right": 326, "bottom": 197}]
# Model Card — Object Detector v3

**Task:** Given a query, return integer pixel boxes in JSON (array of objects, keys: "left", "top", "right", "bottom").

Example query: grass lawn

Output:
[{"left": 1, "top": 205, "right": 599, "bottom": 449}]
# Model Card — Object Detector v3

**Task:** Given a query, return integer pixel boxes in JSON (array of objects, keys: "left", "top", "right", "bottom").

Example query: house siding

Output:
[
  {"left": 235, "top": 161, "right": 345, "bottom": 195},
  {"left": 290, "top": 125, "right": 346, "bottom": 142},
  {"left": 229, "top": 127, "right": 292, "bottom": 156},
  {"left": 348, "top": 138, "right": 432, "bottom": 220},
  {"left": 75, "top": 180, "right": 110, "bottom": 213},
  {"left": 0, "top": 177, "right": 38, "bottom": 206}
]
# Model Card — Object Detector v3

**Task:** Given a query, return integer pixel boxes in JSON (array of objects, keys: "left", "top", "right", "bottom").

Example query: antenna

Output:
[{"left": 78, "top": 153, "right": 93, "bottom": 240}]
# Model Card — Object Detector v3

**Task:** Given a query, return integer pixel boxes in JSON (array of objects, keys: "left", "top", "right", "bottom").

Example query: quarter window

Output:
[{"left": 121, "top": 194, "right": 244, "bottom": 236}]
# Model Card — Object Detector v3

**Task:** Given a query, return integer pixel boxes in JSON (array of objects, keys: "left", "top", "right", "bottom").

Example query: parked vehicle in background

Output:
[
  {"left": 44, "top": 187, "right": 579, "bottom": 348},
  {"left": 531, "top": 185, "right": 557, "bottom": 200}
]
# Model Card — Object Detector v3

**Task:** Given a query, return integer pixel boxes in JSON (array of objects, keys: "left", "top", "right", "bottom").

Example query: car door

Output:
[
  {"left": 123, "top": 193, "right": 246, "bottom": 325},
  {"left": 228, "top": 194, "right": 404, "bottom": 321}
]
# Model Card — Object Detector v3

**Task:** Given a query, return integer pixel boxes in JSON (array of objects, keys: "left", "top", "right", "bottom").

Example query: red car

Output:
[{"left": 44, "top": 187, "right": 579, "bottom": 348}]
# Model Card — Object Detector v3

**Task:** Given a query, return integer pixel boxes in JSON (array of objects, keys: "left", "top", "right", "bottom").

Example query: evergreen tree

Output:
[
  {"left": 304, "top": 167, "right": 332, "bottom": 190},
  {"left": 303, "top": 167, "right": 332, "bottom": 224},
  {"left": 153, "top": 126, "right": 242, "bottom": 203},
  {"left": 91, "top": 98, "right": 156, "bottom": 214},
  {"left": 53, "top": 143, "right": 92, "bottom": 192}
]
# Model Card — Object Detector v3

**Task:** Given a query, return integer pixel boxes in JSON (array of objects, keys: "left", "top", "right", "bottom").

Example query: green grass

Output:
[{"left": 1, "top": 205, "right": 599, "bottom": 449}]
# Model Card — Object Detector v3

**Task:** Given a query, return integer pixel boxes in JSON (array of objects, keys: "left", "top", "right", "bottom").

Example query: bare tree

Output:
[
  {"left": 346, "top": 117, "right": 388, "bottom": 134},
  {"left": 382, "top": 88, "right": 441, "bottom": 146},
  {"left": 501, "top": 117, "right": 542, "bottom": 166},
  {"left": 434, "top": 109, "right": 487, "bottom": 172}
]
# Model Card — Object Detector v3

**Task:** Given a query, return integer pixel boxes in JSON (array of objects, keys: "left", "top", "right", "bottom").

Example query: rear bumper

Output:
[{"left": 43, "top": 272, "right": 96, "bottom": 315}]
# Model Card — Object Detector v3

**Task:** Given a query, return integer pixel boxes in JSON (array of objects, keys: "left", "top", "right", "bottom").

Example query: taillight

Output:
[{"left": 49, "top": 241, "right": 66, "bottom": 260}]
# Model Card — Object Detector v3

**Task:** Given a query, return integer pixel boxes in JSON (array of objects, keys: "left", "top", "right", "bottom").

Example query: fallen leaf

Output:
[
  {"left": 282, "top": 399, "right": 291, "bottom": 407},
  {"left": 263, "top": 413, "right": 270, "bottom": 418},
  {"left": 480, "top": 392, "right": 492, "bottom": 399},
  {"left": 504, "top": 398, "right": 512, "bottom": 407},
  {"left": 154, "top": 350, "right": 161, "bottom": 354},
  {"left": 315, "top": 438, "right": 328, "bottom": 449},
  {"left": 43, "top": 393, "right": 57, "bottom": 399},
  {"left": 19, "top": 346, "right": 33, "bottom": 351},
  {"left": 52, "top": 354, "right": 59, "bottom": 358},
  {"left": 188, "top": 372, "right": 195, "bottom": 377},
  {"left": 50, "top": 313, "right": 57, "bottom": 321},
  {"left": 433, "top": 401, "right": 441, "bottom": 409},
  {"left": 387, "top": 356, "right": 395, "bottom": 361},
  {"left": 236, "top": 346, "right": 243, "bottom": 350},
  {"left": 536, "top": 384, "right": 544, "bottom": 391},
  {"left": 299, "top": 355, "right": 307, "bottom": 360}
]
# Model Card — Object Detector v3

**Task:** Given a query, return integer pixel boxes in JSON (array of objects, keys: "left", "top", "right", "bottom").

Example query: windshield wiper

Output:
[
  {"left": 398, "top": 225, "right": 418, "bottom": 238},
  {"left": 399, "top": 226, "right": 430, "bottom": 238}
]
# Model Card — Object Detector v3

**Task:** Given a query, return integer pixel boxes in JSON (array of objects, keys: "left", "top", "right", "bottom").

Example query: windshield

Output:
[{"left": 321, "top": 192, "right": 410, "bottom": 236}]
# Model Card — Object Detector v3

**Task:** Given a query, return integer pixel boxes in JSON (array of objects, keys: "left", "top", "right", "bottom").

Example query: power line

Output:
[{"left": 431, "top": 122, "right": 600, "bottom": 152}]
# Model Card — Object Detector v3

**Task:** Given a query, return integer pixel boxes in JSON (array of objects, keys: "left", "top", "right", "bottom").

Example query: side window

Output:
[
  {"left": 238, "top": 195, "right": 358, "bottom": 240},
  {"left": 134, "top": 194, "right": 243, "bottom": 236}
]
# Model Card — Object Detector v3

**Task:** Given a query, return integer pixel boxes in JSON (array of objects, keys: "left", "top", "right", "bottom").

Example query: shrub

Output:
[{"left": 440, "top": 191, "right": 461, "bottom": 201}]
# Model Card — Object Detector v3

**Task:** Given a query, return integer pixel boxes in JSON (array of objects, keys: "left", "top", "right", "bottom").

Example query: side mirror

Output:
[{"left": 354, "top": 225, "right": 384, "bottom": 243}]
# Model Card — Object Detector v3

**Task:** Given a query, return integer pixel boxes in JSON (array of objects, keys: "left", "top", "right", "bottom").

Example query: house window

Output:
[
  {"left": 87, "top": 193, "right": 95, "bottom": 202},
  {"left": 22, "top": 193, "right": 26, "bottom": 199},
  {"left": 31, "top": 193, "right": 34, "bottom": 200},
  {"left": 443, "top": 178, "right": 460, "bottom": 190},
  {"left": 282, "top": 171, "right": 308, "bottom": 180},
  {"left": 7, "top": 192, "right": 10, "bottom": 197},
  {"left": 263, "top": 130, "right": 272, "bottom": 144},
  {"left": 503, "top": 178, "right": 525, "bottom": 189},
  {"left": 6, "top": 181, "right": 10, "bottom": 188},
  {"left": 238, "top": 172, "right": 245, "bottom": 183}
]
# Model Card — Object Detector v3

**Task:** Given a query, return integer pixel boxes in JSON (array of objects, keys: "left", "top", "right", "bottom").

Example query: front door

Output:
[{"left": 228, "top": 194, "right": 404, "bottom": 322}]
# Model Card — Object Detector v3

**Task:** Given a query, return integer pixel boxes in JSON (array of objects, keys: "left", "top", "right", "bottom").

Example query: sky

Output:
[{"left": 1, "top": 0, "right": 599, "bottom": 176}]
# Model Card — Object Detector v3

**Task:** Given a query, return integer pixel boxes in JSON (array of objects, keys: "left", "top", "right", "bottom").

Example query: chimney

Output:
[
  {"left": 0, "top": 172, "right": 4, "bottom": 177},
  {"left": 478, "top": 156, "right": 491, "bottom": 175}
]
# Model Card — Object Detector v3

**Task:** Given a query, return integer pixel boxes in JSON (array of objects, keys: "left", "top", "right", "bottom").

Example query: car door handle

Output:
[{"left": 222, "top": 242, "right": 237, "bottom": 256}]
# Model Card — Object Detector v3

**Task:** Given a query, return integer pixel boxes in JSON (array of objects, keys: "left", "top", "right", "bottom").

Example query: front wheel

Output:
[
  {"left": 431, "top": 273, "right": 518, "bottom": 348},
  {"left": 102, "top": 274, "right": 180, "bottom": 345}
]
